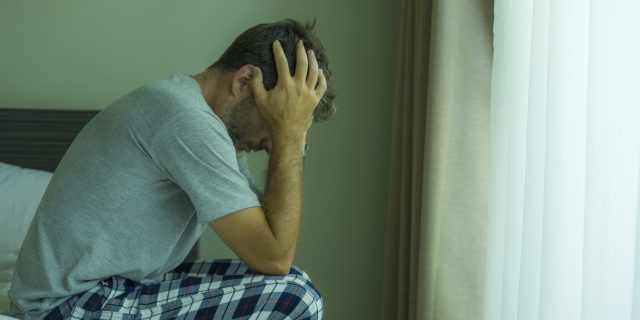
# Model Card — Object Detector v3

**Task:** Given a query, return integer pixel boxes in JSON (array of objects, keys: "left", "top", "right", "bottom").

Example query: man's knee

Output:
[
  {"left": 288, "top": 265, "right": 320, "bottom": 297},
  {"left": 281, "top": 266, "right": 323, "bottom": 318},
  {"left": 289, "top": 264, "right": 312, "bottom": 279}
]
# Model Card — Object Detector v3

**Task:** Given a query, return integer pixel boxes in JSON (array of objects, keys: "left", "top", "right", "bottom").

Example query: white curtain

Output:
[{"left": 484, "top": 0, "right": 640, "bottom": 319}]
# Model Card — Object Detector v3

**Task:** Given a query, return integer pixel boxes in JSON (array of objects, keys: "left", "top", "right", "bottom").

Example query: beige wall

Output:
[{"left": 0, "top": 1, "right": 396, "bottom": 318}]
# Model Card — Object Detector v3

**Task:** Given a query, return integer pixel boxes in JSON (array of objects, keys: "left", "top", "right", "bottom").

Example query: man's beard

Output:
[{"left": 223, "top": 98, "right": 258, "bottom": 151}]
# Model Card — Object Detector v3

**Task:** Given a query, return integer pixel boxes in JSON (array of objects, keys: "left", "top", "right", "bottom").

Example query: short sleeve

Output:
[{"left": 150, "top": 112, "right": 261, "bottom": 222}]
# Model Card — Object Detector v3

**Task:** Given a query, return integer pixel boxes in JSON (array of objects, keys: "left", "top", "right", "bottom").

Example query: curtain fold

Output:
[{"left": 383, "top": 0, "right": 494, "bottom": 319}]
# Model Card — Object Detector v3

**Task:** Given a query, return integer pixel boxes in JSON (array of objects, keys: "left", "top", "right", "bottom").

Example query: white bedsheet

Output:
[
  {"left": 0, "top": 253, "right": 16, "bottom": 317},
  {"left": 0, "top": 290, "right": 10, "bottom": 317},
  {"left": 0, "top": 162, "right": 52, "bottom": 320}
]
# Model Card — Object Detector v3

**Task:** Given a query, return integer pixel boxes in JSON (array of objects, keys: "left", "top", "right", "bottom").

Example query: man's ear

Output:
[{"left": 231, "top": 64, "right": 256, "bottom": 97}]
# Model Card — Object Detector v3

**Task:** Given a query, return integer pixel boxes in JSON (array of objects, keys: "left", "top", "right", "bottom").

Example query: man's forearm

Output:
[
  {"left": 262, "top": 135, "right": 306, "bottom": 262},
  {"left": 247, "top": 39, "right": 326, "bottom": 268}
]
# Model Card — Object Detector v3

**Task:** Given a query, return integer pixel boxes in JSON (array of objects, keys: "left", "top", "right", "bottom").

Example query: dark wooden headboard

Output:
[
  {"left": 0, "top": 108, "right": 99, "bottom": 172},
  {"left": 0, "top": 108, "right": 198, "bottom": 262}
]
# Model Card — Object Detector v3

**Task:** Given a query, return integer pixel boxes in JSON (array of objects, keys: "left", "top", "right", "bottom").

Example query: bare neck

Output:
[{"left": 191, "top": 68, "right": 232, "bottom": 115}]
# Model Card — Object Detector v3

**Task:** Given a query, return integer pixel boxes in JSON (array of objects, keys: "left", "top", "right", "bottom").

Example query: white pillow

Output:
[{"left": 0, "top": 162, "right": 52, "bottom": 315}]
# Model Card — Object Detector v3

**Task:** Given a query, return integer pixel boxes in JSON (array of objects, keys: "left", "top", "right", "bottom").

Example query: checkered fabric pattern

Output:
[{"left": 43, "top": 260, "right": 323, "bottom": 320}]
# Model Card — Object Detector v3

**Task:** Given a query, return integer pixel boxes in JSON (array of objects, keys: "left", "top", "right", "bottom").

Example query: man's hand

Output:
[{"left": 250, "top": 40, "right": 327, "bottom": 143}]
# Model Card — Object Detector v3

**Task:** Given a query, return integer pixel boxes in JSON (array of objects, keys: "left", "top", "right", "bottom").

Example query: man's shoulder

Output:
[
  {"left": 136, "top": 74, "right": 201, "bottom": 105},
  {"left": 103, "top": 74, "right": 213, "bottom": 127}
]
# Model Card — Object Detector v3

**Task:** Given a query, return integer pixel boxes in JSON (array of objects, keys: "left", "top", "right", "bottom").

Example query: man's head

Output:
[{"left": 210, "top": 19, "right": 336, "bottom": 123}]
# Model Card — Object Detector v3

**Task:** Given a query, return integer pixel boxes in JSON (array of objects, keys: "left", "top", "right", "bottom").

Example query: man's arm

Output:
[{"left": 209, "top": 40, "right": 326, "bottom": 275}]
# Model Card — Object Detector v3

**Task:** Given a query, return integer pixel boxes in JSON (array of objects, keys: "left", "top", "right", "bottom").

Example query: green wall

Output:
[{"left": 0, "top": 1, "right": 396, "bottom": 318}]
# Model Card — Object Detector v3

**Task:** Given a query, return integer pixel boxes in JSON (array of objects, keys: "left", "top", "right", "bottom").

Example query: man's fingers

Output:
[
  {"left": 272, "top": 40, "right": 290, "bottom": 84},
  {"left": 316, "top": 69, "right": 327, "bottom": 98},
  {"left": 306, "top": 50, "right": 319, "bottom": 88},
  {"left": 295, "top": 40, "right": 309, "bottom": 82},
  {"left": 249, "top": 66, "right": 266, "bottom": 102}
]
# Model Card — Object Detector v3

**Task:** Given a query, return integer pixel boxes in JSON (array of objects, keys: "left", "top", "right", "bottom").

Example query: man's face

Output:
[{"left": 222, "top": 98, "right": 271, "bottom": 153}]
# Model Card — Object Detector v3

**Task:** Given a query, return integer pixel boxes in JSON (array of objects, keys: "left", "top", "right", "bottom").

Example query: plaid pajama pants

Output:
[{"left": 44, "top": 260, "right": 323, "bottom": 320}]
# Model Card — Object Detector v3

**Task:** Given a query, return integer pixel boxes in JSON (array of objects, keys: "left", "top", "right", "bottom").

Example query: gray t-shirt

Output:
[{"left": 9, "top": 74, "right": 261, "bottom": 319}]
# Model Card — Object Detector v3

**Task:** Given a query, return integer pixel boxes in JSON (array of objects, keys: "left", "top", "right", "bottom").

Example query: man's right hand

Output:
[{"left": 249, "top": 40, "right": 327, "bottom": 144}]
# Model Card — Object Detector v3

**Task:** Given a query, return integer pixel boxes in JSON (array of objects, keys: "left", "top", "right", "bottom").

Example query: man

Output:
[{"left": 9, "top": 19, "right": 335, "bottom": 320}]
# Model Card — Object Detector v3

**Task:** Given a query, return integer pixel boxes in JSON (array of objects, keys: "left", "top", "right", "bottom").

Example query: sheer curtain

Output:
[{"left": 485, "top": 0, "right": 640, "bottom": 319}]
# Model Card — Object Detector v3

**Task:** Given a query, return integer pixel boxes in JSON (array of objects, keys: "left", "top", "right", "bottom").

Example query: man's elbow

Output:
[
  {"left": 248, "top": 255, "right": 293, "bottom": 276},
  {"left": 268, "top": 261, "right": 293, "bottom": 276}
]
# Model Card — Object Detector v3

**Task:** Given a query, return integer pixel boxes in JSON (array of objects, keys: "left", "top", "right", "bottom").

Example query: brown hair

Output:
[{"left": 210, "top": 19, "right": 336, "bottom": 122}]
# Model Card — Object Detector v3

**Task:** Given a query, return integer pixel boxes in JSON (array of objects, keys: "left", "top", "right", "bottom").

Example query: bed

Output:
[{"left": 0, "top": 108, "right": 198, "bottom": 317}]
